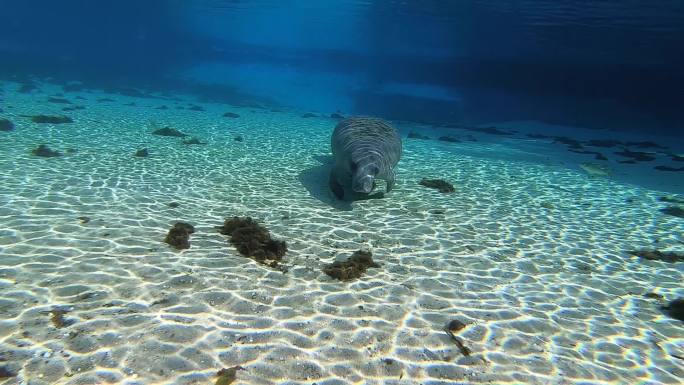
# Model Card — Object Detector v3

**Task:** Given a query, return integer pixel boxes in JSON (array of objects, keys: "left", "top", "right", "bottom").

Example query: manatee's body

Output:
[{"left": 329, "top": 117, "right": 402, "bottom": 200}]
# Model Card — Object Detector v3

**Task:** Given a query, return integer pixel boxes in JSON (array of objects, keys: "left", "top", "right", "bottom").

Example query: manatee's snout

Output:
[{"left": 352, "top": 175, "right": 375, "bottom": 193}]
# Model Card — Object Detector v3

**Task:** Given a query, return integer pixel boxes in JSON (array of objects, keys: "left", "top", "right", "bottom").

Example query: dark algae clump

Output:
[
  {"left": 30, "top": 115, "right": 73, "bottom": 124},
  {"left": 223, "top": 112, "right": 240, "bottom": 118},
  {"left": 50, "top": 308, "right": 70, "bottom": 328},
  {"left": 0, "top": 366, "right": 16, "bottom": 378},
  {"left": 324, "top": 250, "right": 379, "bottom": 281},
  {"left": 32, "top": 144, "right": 62, "bottom": 157},
  {"left": 631, "top": 249, "right": 684, "bottom": 263},
  {"left": 134, "top": 148, "right": 149, "bottom": 157},
  {"left": 165, "top": 222, "right": 195, "bottom": 250},
  {"left": 419, "top": 178, "right": 455, "bottom": 193},
  {"left": 216, "top": 366, "right": 245, "bottom": 385},
  {"left": 0, "top": 118, "right": 14, "bottom": 131},
  {"left": 408, "top": 131, "right": 430, "bottom": 139},
  {"left": 663, "top": 298, "right": 684, "bottom": 322},
  {"left": 218, "top": 217, "right": 287, "bottom": 269},
  {"left": 152, "top": 126, "right": 187, "bottom": 137},
  {"left": 660, "top": 206, "right": 684, "bottom": 218},
  {"left": 444, "top": 319, "right": 471, "bottom": 356}
]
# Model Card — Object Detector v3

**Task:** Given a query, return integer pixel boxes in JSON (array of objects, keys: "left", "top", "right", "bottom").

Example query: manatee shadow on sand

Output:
[{"left": 298, "top": 155, "right": 384, "bottom": 211}]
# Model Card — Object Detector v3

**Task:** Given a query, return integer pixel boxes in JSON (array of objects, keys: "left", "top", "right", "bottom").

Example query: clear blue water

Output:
[{"left": 2, "top": 0, "right": 683, "bottom": 131}]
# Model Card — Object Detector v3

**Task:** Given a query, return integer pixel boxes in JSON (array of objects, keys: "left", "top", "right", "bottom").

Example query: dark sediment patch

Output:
[
  {"left": 619, "top": 160, "right": 637, "bottom": 164},
  {"left": 659, "top": 196, "right": 684, "bottom": 204},
  {"left": 30, "top": 115, "right": 73, "bottom": 124},
  {"left": 331, "top": 113, "right": 345, "bottom": 119},
  {"left": 323, "top": 250, "right": 379, "bottom": 281},
  {"left": 134, "top": 148, "right": 149, "bottom": 157},
  {"left": 614, "top": 149, "right": 656, "bottom": 161},
  {"left": 155, "top": 105, "right": 169, "bottom": 110},
  {"left": 182, "top": 137, "right": 203, "bottom": 145},
  {"left": 669, "top": 154, "right": 684, "bottom": 162},
  {"left": 62, "top": 83, "right": 84, "bottom": 92},
  {"left": 526, "top": 133, "right": 549, "bottom": 139},
  {"left": 419, "top": 178, "right": 455, "bottom": 193},
  {"left": 223, "top": 112, "right": 240, "bottom": 118},
  {"left": 553, "top": 136, "right": 583, "bottom": 150},
  {"left": 97, "top": 98, "right": 115, "bottom": 102},
  {"left": 152, "top": 126, "right": 186, "bottom": 137},
  {"left": 62, "top": 105, "right": 86, "bottom": 111},
  {"left": 234, "top": 135, "right": 243, "bottom": 142},
  {"left": 586, "top": 139, "right": 622, "bottom": 148},
  {"left": 18, "top": 82, "right": 38, "bottom": 93},
  {"left": 626, "top": 141, "right": 667, "bottom": 149},
  {"left": 164, "top": 222, "right": 195, "bottom": 250},
  {"left": 217, "top": 217, "right": 287, "bottom": 269},
  {"left": 124, "top": 102, "right": 136, "bottom": 106},
  {"left": 188, "top": 105, "right": 205, "bottom": 111},
  {"left": 48, "top": 97, "right": 72, "bottom": 104},
  {"left": 663, "top": 298, "right": 684, "bottom": 322},
  {"left": 0, "top": 366, "right": 16, "bottom": 378},
  {"left": 661, "top": 206, "right": 684, "bottom": 218},
  {"left": 631, "top": 249, "right": 684, "bottom": 263},
  {"left": 408, "top": 131, "right": 430, "bottom": 140},
  {"left": 568, "top": 149, "right": 608, "bottom": 161},
  {"left": 447, "top": 124, "right": 513, "bottom": 136},
  {"left": 0, "top": 118, "right": 14, "bottom": 131},
  {"left": 438, "top": 136, "right": 461, "bottom": 143},
  {"left": 32, "top": 144, "right": 62, "bottom": 157},
  {"left": 302, "top": 113, "right": 317, "bottom": 118},
  {"left": 654, "top": 166, "right": 684, "bottom": 172},
  {"left": 168, "top": 202, "right": 180, "bottom": 208}
]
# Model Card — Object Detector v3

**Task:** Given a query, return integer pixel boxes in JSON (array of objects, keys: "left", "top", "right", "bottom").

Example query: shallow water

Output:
[{"left": 0, "top": 80, "right": 682, "bottom": 384}]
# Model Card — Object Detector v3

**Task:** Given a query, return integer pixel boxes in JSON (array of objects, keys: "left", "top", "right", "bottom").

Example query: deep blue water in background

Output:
[{"left": 1, "top": 0, "right": 683, "bottom": 133}]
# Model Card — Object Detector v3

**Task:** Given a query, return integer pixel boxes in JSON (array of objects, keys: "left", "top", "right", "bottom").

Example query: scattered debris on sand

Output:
[
  {"left": 78, "top": 216, "right": 90, "bottom": 224},
  {"left": 50, "top": 308, "right": 70, "bottom": 328},
  {"left": 165, "top": 222, "right": 195, "bottom": 250},
  {"left": 234, "top": 135, "right": 244, "bottom": 142},
  {"left": 218, "top": 217, "right": 287, "bottom": 269},
  {"left": 419, "top": 178, "right": 455, "bottom": 193},
  {"left": 324, "top": 250, "right": 380, "bottom": 281}
]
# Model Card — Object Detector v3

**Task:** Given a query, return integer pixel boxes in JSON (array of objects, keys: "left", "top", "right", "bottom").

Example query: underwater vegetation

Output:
[
  {"left": 47, "top": 96, "right": 72, "bottom": 104},
  {"left": 302, "top": 113, "right": 317, "bottom": 118},
  {"left": 29, "top": 114, "right": 73, "bottom": 124},
  {"left": 444, "top": 319, "right": 471, "bottom": 356},
  {"left": 408, "top": 131, "right": 430, "bottom": 140},
  {"left": 215, "top": 366, "right": 245, "bottom": 385},
  {"left": 631, "top": 249, "right": 684, "bottom": 263},
  {"left": 663, "top": 298, "right": 684, "bottom": 322},
  {"left": 134, "top": 148, "right": 149, "bottom": 157},
  {"left": 438, "top": 136, "right": 460, "bottom": 143},
  {"left": 660, "top": 206, "right": 684, "bottom": 218},
  {"left": 31, "top": 144, "right": 62, "bottom": 157},
  {"left": 217, "top": 217, "right": 287, "bottom": 269},
  {"left": 419, "top": 178, "right": 455, "bottom": 193},
  {"left": 152, "top": 126, "right": 187, "bottom": 137},
  {"left": 323, "top": 250, "right": 379, "bottom": 281},
  {"left": 164, "top": 222, "right": 195, "bottom": 250},
  {"left": 0, "top": 118, "right": 14, "bottom": 131},
  {"left": 222, "top": 112, "right": 240, "bottom": 118}
]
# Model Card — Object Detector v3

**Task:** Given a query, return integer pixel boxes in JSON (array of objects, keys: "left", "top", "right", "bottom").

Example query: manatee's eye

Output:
[{"left": 350, "top": 161, "right": 358, "bottom": 172}]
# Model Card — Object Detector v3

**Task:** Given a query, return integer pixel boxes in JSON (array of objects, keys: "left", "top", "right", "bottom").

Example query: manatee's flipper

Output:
[
  {"left": 386, "top": 169, "right": 396, "bottom": 193},
  {"left": 329, "top": 170, "right": 344, "bottom": 200}
]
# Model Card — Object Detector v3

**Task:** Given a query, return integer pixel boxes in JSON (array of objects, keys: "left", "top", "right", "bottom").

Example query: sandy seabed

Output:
[{"left": 0, "top": 81, "right": 683, "bottom": 385}]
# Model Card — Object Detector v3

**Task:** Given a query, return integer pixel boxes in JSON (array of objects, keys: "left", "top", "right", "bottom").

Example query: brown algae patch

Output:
[
  {"left": 218, "top": 217, "right": 287, "bottom": 269},
  {"left": 323, "top": 249, "right": 380, "bottom": 281}
]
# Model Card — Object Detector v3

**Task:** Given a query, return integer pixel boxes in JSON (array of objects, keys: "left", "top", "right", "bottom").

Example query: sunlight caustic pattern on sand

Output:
[{"left": 0, "top": 81, "right": 682, "bottom": 384}]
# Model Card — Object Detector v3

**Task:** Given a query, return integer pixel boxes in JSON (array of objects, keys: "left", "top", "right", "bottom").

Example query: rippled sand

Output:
[{"left": 0, "top": 81, "right": 683, "bottom": 384}]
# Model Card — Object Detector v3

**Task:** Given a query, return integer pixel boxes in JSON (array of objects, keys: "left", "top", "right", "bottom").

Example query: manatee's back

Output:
[{"left": 331, "top": 117, "right": 402, "bottom": 166}]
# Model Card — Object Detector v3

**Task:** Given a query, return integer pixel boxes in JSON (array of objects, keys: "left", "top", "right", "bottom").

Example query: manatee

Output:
[{"left": 329, "top": 117, "right": 402, "bottom": 200}]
